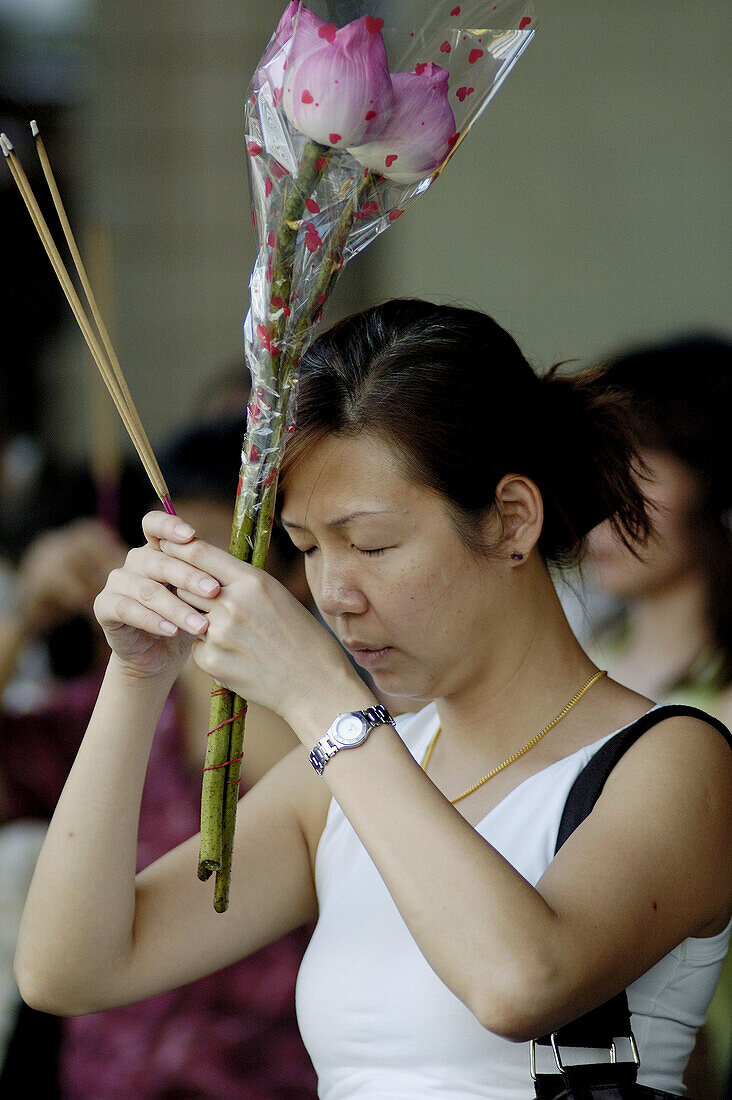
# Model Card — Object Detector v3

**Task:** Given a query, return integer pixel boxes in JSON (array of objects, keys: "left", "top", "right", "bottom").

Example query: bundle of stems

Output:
[
  {"left": 199, "top": 144, "right": 378, "bottom": 912},
  {"left": 0, "top": 123, "right": 173, "bottom": 513}
]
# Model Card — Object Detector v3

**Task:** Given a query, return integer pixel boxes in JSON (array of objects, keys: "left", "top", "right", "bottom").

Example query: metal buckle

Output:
[{"left": 530, "top": 1032, "right": 641, "bottom": 1081}]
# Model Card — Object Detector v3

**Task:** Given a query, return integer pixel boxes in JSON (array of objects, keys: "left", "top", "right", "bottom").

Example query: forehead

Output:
[{"left": 280, "top": 432, "right": 423, "bottom": 527}]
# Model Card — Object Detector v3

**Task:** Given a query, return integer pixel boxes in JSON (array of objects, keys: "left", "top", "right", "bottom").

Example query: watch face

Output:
[{"left": 334, "top": 713, "right": 367, "bottom": 746}]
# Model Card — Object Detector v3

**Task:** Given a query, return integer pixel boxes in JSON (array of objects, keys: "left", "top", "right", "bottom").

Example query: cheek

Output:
[{"left": 587, "top": 520, "right": 645, "bottom": 568}]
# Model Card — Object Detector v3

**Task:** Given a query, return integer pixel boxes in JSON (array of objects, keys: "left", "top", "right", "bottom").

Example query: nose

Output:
[{"left": 309, "top": 556, "right": 369, "bottom": 619}]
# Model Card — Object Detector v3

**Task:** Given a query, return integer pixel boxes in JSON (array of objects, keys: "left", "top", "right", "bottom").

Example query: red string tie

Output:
[
  {"left": 207, "top": 709, "right": 247, "bottom": 736},
  {"left": 203, "top": 752, "right": 244, "bottom": 773}
]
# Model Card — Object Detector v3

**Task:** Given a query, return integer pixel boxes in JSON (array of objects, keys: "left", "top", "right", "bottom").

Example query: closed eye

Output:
[{"left": 299, "top": 545, "right": 390, "bottom": 558}]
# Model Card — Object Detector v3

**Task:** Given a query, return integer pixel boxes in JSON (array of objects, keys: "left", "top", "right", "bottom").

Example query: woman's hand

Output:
[
  {"left": 154, "top": 516, "right": 360, "bottom": 730},
  {"left": 93, "top": 512, "right": 220, "bottom": 683}
]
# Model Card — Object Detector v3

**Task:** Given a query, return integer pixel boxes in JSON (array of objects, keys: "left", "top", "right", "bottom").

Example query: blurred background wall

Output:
[{"left": 0, "top": 0, "right": 729, "bottom": 468}]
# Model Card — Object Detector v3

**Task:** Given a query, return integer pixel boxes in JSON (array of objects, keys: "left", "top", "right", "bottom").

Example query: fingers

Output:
[
  {"left": 125, "top": 543, "right": 220, "bottom": 598},
  {"left": 94, "top": 534, "right": 225, "bottom": 640},
  {"left": 142, "top": 511, "right": 253, "bottom": 587},
  {"left": 98, "top": 566, "right": 210, "bottom": 639},
  {"left": 158, "top": 533, "right": 246, "bottom": 587},
  {"left": 142, "top": 510, "right": 197, "bottom": 551}
]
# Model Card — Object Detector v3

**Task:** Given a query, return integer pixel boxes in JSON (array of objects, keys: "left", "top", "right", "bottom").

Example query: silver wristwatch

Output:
[{"left": 309, "top": 704, "right": 395, "bottom": 776}]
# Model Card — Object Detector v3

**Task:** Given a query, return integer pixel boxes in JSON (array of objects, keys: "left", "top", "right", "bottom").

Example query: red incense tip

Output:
[{"left": 162, "top": 494, "right": 177, "bottom": 516}]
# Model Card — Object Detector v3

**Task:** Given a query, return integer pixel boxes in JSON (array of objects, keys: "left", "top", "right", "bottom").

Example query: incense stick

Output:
[
  {"left": 84, "top": 223, "right": 123, "bottom": 528},
  {"left": 0, "top": 130, "right": 174, "bottom": 514},
  {"left": 30, "top": 121, "right": 169, "bottom": 505}
]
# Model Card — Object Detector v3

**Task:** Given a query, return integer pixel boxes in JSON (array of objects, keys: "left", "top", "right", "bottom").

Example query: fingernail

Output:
[
  {"left": 199, "top": 577, "right": 219, "bottom": 595},
  {"left": 186, "top": 612, "right": 208, "bottom": 632},
  {"left": 174, "top": 523, "right": 195, "bottom": 539},
  {"left": 159, "top": 620, "right": 178, "bottom": 635}
]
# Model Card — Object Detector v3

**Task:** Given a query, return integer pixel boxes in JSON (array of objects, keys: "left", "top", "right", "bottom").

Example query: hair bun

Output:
[{"left": 537, "top": 364, "right": 650, "bottom": 562}]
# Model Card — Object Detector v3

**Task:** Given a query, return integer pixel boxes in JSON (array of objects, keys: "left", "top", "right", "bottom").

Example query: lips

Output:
[
  {"left": 342, "top": 639, "right": 387, "bottom": 653},
  {"left": 341, "top": 640, "right": 393, "bottom": 669}
]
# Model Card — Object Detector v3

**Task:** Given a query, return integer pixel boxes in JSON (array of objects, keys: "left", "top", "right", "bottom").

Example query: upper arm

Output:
[
  {"left": 94, "top": 746, "right": 330, "bottom": 1012},
  {"left": 533, "top": 717, "right": 732, "bottom": 1029}
]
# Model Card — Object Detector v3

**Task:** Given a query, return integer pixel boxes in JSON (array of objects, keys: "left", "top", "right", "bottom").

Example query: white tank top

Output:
[{"left": 296, "top": 703, "right": 732, "bottom": 1099}]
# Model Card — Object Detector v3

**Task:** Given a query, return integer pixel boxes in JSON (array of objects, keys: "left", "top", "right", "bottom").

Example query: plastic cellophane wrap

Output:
[
  {"left": 201, "top": 0, "right": 537, "bottom": 911},
  {"left": 237, "top": 0, "right": 536, "bottom": 543}
]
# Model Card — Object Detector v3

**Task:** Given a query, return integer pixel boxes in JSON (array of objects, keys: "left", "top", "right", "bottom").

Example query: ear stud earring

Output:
[{"left": 510, "top": 552, "right": 524, "bottom": 561}]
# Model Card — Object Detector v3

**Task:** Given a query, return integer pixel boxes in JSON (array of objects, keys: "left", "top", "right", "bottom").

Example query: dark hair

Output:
[
  {"left": 596, "top": 333, "right": 732, "bottom": 685},
  {"left": 280, "top": 299, "right": 650, "bottom": 567}
]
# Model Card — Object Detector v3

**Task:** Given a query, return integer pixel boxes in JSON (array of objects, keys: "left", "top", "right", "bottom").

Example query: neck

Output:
[{"left": 436, "top": 558, "right": 597, "bottom": 751}]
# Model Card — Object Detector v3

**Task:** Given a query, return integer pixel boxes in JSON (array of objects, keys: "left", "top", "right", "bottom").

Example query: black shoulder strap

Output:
[
  {"left": 533, "top": 704, "right": 732, "bottom": 1097},
  {"left": 556, "top": 703, "right": 732, "bottom": 853}
]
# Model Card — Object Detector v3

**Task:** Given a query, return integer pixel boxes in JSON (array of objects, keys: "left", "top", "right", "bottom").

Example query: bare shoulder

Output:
[{"left": 602, "top": 710, "right": 732, "bottom": 802}]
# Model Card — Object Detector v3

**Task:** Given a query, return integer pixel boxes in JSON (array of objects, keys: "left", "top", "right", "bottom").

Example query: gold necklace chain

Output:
[{"left": 421, "top": 669, "right": 607, "bottom": 805}]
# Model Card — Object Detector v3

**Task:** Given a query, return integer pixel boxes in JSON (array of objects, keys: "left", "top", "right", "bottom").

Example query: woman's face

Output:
[
  {"left": 280, "top": 432, "right": 507, "bottom": 701},
  {"left": 585, "top": 448, "right": 701, "bottom": 600}
]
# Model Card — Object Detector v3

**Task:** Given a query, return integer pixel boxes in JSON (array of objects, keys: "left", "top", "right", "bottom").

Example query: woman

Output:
[
  {"left": 584, "top": 335, "right": 732, "bottom": 717},
  {"left": 581, "top": 335, "right": 732, "bottom": 1096},
  {"left": 14, "top": 302, "right": 732, "bottom": 1097}
]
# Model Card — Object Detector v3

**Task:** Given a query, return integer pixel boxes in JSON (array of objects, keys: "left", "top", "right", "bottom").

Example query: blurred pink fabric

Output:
[{"left": 1, "top": 676, "right": 318, "bottom": 1100}]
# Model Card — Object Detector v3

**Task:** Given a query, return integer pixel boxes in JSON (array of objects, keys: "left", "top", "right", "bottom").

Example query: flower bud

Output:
[
  {"left": 349, "top": 62, "right": 457, "bottom": 184},
  {"left": 257, "top": 2, "right": 326, "bottom": 98},
  {"left": 283, "top": 15, "right": 394, "bottom": 149}
]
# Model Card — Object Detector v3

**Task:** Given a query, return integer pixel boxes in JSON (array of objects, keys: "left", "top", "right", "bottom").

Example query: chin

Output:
[{"left": 371, "top": 669, "right": 433, "bottom": 707}]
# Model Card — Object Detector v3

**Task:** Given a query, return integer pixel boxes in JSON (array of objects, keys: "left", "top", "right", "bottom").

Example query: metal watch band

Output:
[
  {"left": 360, "top": 704, "right": 394, "bottom": 729},
  {"left": 309, "top": 705, "right": 395, "bottom": 776},
  {"left": 309, "top": 736, "right": 340, "bottom": 775}
]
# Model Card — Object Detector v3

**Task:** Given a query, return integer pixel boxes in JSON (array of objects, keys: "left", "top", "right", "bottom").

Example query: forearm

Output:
[
  {"left": 14, "top": 656, "right": 175, "bottom": 1015},
  {"left": 299, "top": 707, "right": 560, "bottom": 1037}
]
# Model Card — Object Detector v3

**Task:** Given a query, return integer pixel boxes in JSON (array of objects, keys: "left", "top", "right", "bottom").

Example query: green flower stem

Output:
[
  {"left": 271, "top": 141, "right": 331, "bottom": 315},
  {"left": 198, "top": 683, "right": 235, "bottom": 879},
  {"left": 212, "top": 692, "right": 247, "bottom": 911},
  {"left": 202, "top": 159, "right": 374, "bottom": 909},
  {"left": 286, "top": 171, "right": 377, "bottom": 372},
  {"left": 308, "top": 171, "right": 375, "bottom": 312},
  {"left": 199, "top": 141, "right": 331, "bottom": 908}
]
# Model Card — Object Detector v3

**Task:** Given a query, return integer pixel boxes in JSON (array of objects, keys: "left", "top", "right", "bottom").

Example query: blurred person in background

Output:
[
  {"left": 0, "top": 414, "right": 320, "bottom": 1099},
  {"left": 0, "top": 515, "right": 127, "bottom": 1096},
  {"left": 581, "top": 333, "right": 732, "bottom": 1097},
  {"left": 0, "top": 92, "right": 127, "bottom": 1086}
]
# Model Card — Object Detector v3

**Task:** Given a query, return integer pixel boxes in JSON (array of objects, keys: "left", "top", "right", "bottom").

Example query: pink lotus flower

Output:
[
  {"left": 282, "top": 15, "right": 394, "bottom": 149},
  {"left": 256, "top": 2, "right": 326, "bottom": 98},
  {"left": 348, "top": 62, "right": 457, "bottom": 184}
]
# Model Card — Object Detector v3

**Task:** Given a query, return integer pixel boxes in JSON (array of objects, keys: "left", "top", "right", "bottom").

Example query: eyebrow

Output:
[{"left": 281, "top": 509, "right": 403, "bottom": 532}]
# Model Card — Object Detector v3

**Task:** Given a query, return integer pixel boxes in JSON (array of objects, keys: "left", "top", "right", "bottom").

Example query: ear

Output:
[{"left": 493, "top": 474, "right": 544, "bottom": 561}]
